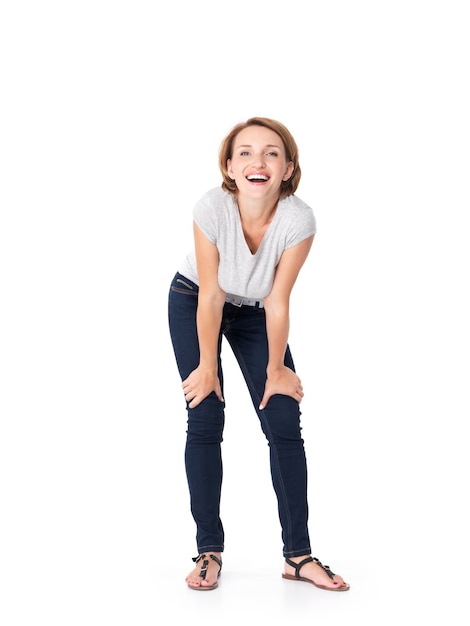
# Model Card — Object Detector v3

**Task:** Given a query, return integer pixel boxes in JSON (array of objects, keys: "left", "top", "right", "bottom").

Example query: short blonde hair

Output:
[{"left": 218, "top": 117, "right": 302, "bottom": 199}]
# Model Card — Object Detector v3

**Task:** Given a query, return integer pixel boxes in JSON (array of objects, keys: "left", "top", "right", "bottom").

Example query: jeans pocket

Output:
[
  {"left": 170, "top": 273, "right": 199, "bottom": 296},
  {"left": 175, "top": 277, "right": 195, "bottom": 290}
]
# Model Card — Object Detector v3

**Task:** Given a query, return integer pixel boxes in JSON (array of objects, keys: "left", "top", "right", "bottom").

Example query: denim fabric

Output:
[{"left": 168, "top": 272, "right": 311, "bottom": 557}]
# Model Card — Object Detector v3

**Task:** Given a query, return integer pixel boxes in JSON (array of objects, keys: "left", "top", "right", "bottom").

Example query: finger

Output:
[
  {"left": 188, "top": 395, "right": 202, "bottom": 408},
  {"left": 185, "top": 389, "right": 196, "bottom": 402},
  {"left": 259, "top": 393, "right": 270, "bottom": 410},
  {"left": 215, "top": 383, "right": 224, "bottom": 403}
]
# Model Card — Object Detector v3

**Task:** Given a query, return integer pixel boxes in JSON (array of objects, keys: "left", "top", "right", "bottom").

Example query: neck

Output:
[{"left": 236, "top": 195, "right": 279, "bottom": 226}]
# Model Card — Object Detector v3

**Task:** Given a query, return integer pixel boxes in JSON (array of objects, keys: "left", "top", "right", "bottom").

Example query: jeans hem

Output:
[
  {"left": 197, "top": 545, "right": 224, "bottom": 554},
  {"left": 283, "top": 547, "right": 312, "bottom": 558}
]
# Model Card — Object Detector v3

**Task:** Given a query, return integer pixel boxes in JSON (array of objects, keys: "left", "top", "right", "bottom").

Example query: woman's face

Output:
[{"left": 227, "top": 125, "right": 294, "bottom": 201}]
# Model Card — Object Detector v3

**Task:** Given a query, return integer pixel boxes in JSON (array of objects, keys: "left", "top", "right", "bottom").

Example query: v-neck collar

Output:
[{"left": 233, "top": 197, "right": 280, "bottom": 257}]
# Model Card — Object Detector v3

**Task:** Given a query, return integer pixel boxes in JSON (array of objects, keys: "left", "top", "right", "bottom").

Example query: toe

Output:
[{"left": 332, "top": 574, "right": 349, "bottom": 589}]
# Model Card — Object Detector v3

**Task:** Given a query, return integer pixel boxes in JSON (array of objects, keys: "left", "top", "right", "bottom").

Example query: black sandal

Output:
[
  {"left": 188, "top": 553, "right": 223, "bottom": 591},
  {"left": 282, "top": 556, "right": 350, "bottom": 591}
]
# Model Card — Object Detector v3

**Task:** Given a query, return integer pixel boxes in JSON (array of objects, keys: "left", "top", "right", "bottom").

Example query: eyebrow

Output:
[{"left": 235, "top": 144, "right": 282, "bottom": 150}]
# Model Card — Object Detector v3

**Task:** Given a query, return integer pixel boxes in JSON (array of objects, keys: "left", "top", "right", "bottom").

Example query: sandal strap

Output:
[
  {"left": 208, "top": 553, "right": 222, "bottom": 571},
  {"left": 192, "top": 553, "right": 223, "bottom": 580},
  {"left": 285, "top": 556, "right": 336, "bottom": 581},
  {"left": 285, "top": 556, "right": 314, "bottom": 578},
  {"left": 312, "top": 556, "right": 336, "bottom": 580}
]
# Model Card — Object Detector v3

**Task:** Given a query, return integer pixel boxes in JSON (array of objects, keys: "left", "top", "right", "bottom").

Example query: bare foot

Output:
[
  {"left": 186, "top": 553, "right": 222, "bottom": 590},
  {"left": 284, "top": 555, "right": 349, "bottom": 590}
]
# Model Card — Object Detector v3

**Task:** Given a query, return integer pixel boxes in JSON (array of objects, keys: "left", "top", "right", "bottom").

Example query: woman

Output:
[{"left": 168, "top": 117, "right": 349, "bottom": 592}]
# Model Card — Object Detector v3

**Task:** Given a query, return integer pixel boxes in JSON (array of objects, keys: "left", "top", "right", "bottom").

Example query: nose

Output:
[{"left": 251, "top": 152, "right": 266, "bottom": 168}]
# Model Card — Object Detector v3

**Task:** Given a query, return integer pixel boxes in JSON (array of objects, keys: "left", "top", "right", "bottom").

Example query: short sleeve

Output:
[
  {"left": 193, "top": 195, "right": 217, "bottom": 244},
  {"left": 284, "top": 200, "right": 316, "bottom": 249}
]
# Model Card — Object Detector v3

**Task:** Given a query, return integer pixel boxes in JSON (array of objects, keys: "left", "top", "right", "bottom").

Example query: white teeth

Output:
[{"left": 247, "top": 174, "right": 268, "bottom": 181}]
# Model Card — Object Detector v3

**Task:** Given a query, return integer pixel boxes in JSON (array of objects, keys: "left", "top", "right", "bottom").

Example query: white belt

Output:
[{"left": 225, "top": 294, "right": 264, "bottom": 309}]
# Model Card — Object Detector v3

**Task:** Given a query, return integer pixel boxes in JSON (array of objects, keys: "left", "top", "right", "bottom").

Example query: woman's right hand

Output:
[
  {"left": 259, "top": 365, "right": 304, "bottom": 410},
  {"left": 182, "top": 366, "right": 224, "bottom": 408}
]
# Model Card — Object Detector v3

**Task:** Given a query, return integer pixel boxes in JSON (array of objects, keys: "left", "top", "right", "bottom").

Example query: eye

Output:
[
  {"left": 266, "top": 151, "right": 278, "bottom": 157},
  {"left": 239, "top": 150, "right": 250, "bottom": 156}
]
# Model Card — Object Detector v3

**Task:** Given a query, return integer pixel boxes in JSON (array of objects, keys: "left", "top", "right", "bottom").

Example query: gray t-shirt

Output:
[{"left": 178, "top": 187, "right": 316, "bottom": 301}]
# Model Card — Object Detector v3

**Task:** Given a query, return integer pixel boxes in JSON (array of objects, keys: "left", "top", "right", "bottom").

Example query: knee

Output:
[
  {"left": 187, "top": 397, "right": 225, "bottom": 444},
  {"left": 261, "top": 396, "right": 303, "bottom": 443}
]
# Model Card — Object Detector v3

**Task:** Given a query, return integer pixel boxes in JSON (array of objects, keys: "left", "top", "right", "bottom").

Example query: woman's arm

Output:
[
  {"left": 259, "top": 234, "right": 314, "bottom": 410},
  {"left": 182, "top": 223, "right": 226, "bottom": 408}
]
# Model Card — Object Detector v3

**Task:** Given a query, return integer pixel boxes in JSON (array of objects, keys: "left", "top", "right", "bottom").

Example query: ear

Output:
[
  {"left": 227, "top": 159, "right": 235, "bottom": 179},
  {"left": 283, "top": 161, "right": 294, "bottom": 181}
]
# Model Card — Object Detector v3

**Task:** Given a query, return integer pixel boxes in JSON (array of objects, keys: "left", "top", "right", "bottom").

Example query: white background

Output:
[{"left": 1, "top": 1, "right": 469, "bottom": 624}]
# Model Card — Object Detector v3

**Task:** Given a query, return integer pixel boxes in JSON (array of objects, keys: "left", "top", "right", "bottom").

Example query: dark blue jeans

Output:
[{"left": 168, "top": 272, "right": 311, "bottom": 557}]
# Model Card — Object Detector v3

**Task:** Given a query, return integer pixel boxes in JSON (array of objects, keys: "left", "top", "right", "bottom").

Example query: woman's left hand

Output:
[{"left": 259, "top": 366, "right": 304, "bottom": 410}]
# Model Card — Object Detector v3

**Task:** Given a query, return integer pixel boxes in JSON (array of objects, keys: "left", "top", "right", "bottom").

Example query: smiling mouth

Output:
[{"left": 246, "top": 174, "right": 269, "bottom": 182}]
